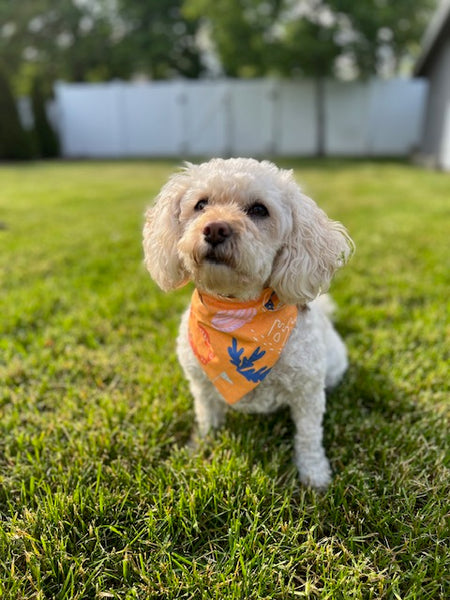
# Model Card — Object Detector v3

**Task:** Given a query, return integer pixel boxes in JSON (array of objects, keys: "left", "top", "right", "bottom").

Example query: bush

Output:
[{"left": 0, "top": 69, "right": 34, "bottom": 160}]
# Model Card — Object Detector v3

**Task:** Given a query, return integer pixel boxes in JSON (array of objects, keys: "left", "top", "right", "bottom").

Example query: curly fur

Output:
[{"left": 143, "top": 158, "right": 354, "bottom": 489}]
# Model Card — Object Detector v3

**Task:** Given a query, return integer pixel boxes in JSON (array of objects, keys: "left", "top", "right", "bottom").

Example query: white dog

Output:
[{"left": 143, "top": 158, "right": 354, "bottom": 489}]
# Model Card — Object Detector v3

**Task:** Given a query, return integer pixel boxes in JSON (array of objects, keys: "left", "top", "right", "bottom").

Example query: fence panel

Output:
[
  {"left": 367, "top": 79, "right": 429, "bottom": 155},
  {"left": 56, "top": 83, "right": 122, "bottom": 157},
  {"left": 325, "top": 81, "right": 370, "bottom": 155},
  {"left": 277, "top": 80, "right": 317, "bottom": 156},
  {"left": 121, "top": 82, "right": 182, "bottom": 155},
  {"left": 182, "top": 81, "right": 228, "bottom": 156},
  {"left": 228, "top": 80, "right": 274, "bottom": 156}
]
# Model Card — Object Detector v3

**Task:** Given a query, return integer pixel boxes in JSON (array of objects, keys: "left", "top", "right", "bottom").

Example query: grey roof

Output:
[{"left": 414, "top": 0, "right": 450, "bottom": 76}]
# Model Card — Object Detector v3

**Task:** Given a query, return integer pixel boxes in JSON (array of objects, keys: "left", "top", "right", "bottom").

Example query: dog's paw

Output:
[{"left": 297, "top": 456, "right": 332, "bottom": 491}]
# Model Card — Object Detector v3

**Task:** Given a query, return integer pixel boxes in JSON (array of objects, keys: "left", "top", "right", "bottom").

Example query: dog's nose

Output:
[{"left": 203, "top": 221, "right": 232, "bottom": 246}]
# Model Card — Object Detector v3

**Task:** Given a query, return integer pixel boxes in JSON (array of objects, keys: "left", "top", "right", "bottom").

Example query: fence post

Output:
[
  {"left": 115, "top": 81, "right": 127, "bottom": 156},
  {"left": 267, "top": 79, "right": 279, "bottom": 156},
  {"left": 315, "top": 76, "right": 326, "bottom": 157},
  {"left": 176, "top": 81, "right": 189, "bottom": 156},
  {"left": 222, "top": 81, "right": 233, "bottom": 157}
]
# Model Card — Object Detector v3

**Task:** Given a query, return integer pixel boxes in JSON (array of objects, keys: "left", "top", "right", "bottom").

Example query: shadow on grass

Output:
[
  {"left": 165, "top": 361, "right": 446, "bottom": 564},
  {"left": 192, "top": 359, "right": 430, "bottom": 492}
]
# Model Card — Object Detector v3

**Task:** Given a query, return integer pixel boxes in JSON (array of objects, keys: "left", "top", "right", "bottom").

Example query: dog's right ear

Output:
[{"left": 143, "top": 169, "right": 191, "bottom": 291}]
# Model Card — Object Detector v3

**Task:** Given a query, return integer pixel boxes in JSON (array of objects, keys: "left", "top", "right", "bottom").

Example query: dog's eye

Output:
[
  {"left": 194, "top": 198, "right": 208, "bottom": 211},
  {"left": 246, "top": 203, "right": 269, "bottom": 218}
]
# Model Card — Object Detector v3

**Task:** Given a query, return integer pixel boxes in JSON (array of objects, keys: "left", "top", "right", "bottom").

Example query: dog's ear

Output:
[
  {"left": 269, "top": 185, "right": 354, "bottom": 305},
  {"left": 143, "top": 169, "right": 192, "bottom": 291}
]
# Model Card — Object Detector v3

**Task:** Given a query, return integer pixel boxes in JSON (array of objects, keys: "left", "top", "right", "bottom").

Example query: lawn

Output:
[{"left": 0, "top": 159, "right": 448, "bottom": 599}]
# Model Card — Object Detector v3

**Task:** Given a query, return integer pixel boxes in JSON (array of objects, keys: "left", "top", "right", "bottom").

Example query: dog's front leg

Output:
[
  {"left": 290, "top": 388, "right": 331, "bottom": 490},
  {"left": 189, "top": 380, "right": 227, "bottom": 437}
]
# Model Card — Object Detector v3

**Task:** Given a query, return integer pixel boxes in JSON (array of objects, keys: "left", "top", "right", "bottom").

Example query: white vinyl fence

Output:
[{"left": 54, "top": 78, "right": 428, "bottom": 158}]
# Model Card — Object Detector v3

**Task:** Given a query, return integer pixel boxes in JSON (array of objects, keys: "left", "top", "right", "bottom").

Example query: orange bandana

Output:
[{"left": 188, "top": 289, "right": 298, "bottom": 404}]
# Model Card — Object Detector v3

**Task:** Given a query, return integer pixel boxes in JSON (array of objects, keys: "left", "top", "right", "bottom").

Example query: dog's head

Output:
[{"left": 143, "top": 158, "right": 354, "bottom": 303}]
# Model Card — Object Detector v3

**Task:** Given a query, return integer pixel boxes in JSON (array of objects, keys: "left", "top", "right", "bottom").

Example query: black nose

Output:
[{"left": 203, "top": 221, "right": 232, "bottom": 246}]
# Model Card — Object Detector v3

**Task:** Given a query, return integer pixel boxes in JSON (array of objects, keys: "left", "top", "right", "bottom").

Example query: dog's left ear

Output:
[
  {"left": 269, "top": 184, "right": 354, "bottom": 305},
  {"left": 143, "top": 169, "right": 192, "bottom": 291}
]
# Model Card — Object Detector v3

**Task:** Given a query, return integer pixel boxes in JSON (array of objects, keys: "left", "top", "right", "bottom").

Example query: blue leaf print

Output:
[
  {"left": 241, "top": 346, "right": 265, "bottom": 369},
  {"left": 228, "top": 337, "right": 244, "bottom": 367},
  {"left": 228, "top": 338, "right": 271, "bottom": 383}
]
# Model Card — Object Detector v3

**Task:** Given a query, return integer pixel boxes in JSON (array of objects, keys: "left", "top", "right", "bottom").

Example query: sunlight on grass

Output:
[{"left": 0, "top": 159, "right": 448, "bottom": 599}]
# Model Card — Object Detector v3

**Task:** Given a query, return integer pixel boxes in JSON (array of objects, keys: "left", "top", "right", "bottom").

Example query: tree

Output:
[
  {"left": 280, "top": 12, "right": 341, "bottom": 156},
  {"left": 183, "top": 0, "right": 435, "bottom": 155},
  {"left": 0, "top": 69, "right": 33, "bottom": 160},
  {"left": 0, "top": 0, "right": 204, "bottom": 92},
  {"left": 0, "top": 0, "right": 140, "bottom": 86},
  {"left": 183, "top": 0, "right": 285, "bottom": 78},
  {"left": 116, "top": 0, "right": 204, "bottom": 79}
]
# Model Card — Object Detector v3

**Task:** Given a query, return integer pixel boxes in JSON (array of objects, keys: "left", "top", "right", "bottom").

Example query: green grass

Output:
[{"left": 0, "top": 159, "right": 448, "bottom": 599}]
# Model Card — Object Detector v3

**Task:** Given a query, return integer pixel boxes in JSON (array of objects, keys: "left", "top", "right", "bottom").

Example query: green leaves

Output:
[
  {"left": 182, "top": 0, "right": 435, "bottom": 78},
  {"left": 0, "top": 0, "right": 204, "bottom": 89}
]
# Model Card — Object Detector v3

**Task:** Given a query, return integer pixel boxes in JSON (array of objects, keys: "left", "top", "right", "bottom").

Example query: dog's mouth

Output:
[
  {"left": 204, "top": 251, "right": 231, "bottom": 266},
  {"left": 200, "top": 245, "right": 237, "bottom": 268}
]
